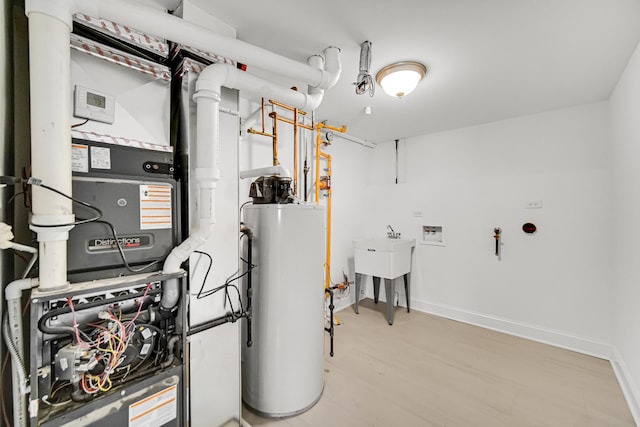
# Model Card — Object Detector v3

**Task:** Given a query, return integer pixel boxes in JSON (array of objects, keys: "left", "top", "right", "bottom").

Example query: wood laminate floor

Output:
[{"left": 242, "top": 299, "right": 634, "bottom": 427}]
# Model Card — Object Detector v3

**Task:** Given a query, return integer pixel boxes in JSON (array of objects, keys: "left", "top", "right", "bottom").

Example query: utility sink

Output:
[
  {"left": 354, "top": 238, "right": 416, "bottom": 279},
  {"left": 353, "top": 238, "right": 416, "bottom": 325}
]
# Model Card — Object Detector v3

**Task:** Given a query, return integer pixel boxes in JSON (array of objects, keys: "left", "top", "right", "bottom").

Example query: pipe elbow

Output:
[
  {"left": 25, "top": 0, "right": 89, "bottom": 28},
  {"left": 302, "top": 90, "right": 325, "bottom": 111},
  {"left": 315, "top": 46, "right": 342, "bottom": 90},
  {"left": 195, "top": 63, "right": 233, "bottom": 101},
  {"left": 5, "top": 278, "right": 38, "bottom": 301},
  {"left": 162, "top": 227, "right": 212, "bottom": 274}
]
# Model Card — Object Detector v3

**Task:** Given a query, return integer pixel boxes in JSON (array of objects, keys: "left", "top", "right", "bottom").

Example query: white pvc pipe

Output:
[
  {"left": 239, "top": 165, "right": 291, "bottom": 180},
  {"left": 26, "top": 11, "right": 74, "bottom": 291},
  {"left": 215, "top": 64, "right": 325, "bottom": 111},
  {"left": 4, "top": 278, "right": 38, "bottom": 427},
  {"left": 65, "top": 0, "right": 340, "bottom": 89}
]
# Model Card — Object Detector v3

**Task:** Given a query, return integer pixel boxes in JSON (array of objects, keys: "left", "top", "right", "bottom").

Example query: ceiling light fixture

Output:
[{"left": 376, "top": 61, "right": 427, "bottom": 98}]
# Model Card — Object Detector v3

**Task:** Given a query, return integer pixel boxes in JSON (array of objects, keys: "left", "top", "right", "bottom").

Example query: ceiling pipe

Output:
[
  {"left": 27, "top": 0, "right": 341, "bottom": 90},
  {"left": 24, "top": 0, "right": 341, "bottom": 295}
]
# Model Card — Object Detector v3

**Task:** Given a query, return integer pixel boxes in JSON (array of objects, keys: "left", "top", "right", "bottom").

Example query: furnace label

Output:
[
  {"left": 71, "top": 144, "right": 89, "bottom": 173},
  {"left": 128, "top": 385, "right": 177, "bottom": 427},
  {"left": 139, "top": 184, "right": 172, "bottom": 230},
  {"left": 90, "top": 146, "right": 111, "bottom": 169}
]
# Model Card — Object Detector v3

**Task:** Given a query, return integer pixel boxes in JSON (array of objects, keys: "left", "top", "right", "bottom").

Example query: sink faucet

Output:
[{"left": 387, "top": 225, "right": 401, "bottom": 239}]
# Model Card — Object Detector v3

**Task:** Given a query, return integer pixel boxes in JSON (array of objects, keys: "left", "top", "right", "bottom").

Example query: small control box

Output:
[{"left": 74, "top": 84, "right": 115, "bottom": 124}]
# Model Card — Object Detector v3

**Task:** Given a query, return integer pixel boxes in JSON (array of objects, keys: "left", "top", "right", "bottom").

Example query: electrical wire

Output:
[
  {"left": 71, "top": 118, "right": 89, "bottom": 129},
  {"left": 2, "top": 314, "right": 27, "bottom": 394},
  {"left": 93, "top": 220, "right": 162, "bottom": 273},
  {"left": 192, "top": 251, "right": 213, "bottom": 299},
  {"left": 27, "top": 181, "right": 103, "bottom": 227},
  {"left": 0, "top": 299, "right": 29, "bottom": 426},
  {"left": 355, "top": 73, "right": 375, "bottom": 97}
]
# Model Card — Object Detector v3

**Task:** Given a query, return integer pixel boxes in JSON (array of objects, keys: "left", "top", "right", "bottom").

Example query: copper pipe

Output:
[
  {"left": 246, "top": 128, "right": 274, "bottom": 138},
  {"left": 261, "top": 98, "right": 265, "bottom": 132},
  {"left": 269, "top": 111, "right": 279, "bottom": 166},
  {"left": 273, "top": 115, "right": 314, "bottom": 130},
  {"left": 270, "top": 99, "right": 308, "bottom": 116}
]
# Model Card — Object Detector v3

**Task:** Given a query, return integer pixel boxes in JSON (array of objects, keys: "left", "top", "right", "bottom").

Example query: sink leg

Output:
[
  {"left": 354, "top": 273, "right": 362, "bottom": 314},
  {"left": 373, "top": 276, "right": 381, "bottom": 304},
  {"left": 404, "top": 273, "right": 410, "bottom": 313},
  {"left": 384, "top": 278, "right": 395, "bottom": 325}
]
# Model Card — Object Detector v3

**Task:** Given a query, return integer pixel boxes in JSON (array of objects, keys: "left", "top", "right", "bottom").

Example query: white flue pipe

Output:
[
  {"left": 63, "top": 0, "right": 340, "bottom": 89},
  {"left": 217, "top": 64, "right": 325, "bottom": 111},
  {"left": 239, "top": 165, "right": 291, "bottom": 180},
  {"left": 26, "top": 10, "right": 74, "bottom": 291}
]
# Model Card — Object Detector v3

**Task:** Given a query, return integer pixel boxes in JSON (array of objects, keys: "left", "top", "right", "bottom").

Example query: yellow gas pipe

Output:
[{"left": 315, "top": 122, "right": 346, "bottom": 291}]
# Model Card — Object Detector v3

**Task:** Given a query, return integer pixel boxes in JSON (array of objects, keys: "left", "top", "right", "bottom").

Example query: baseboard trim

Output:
[
  {"left": 411, "top": 298, "right": 611, "bottom": 360},
  {"left": 611, "top": 346, "right": 640, "bottom": 425}
]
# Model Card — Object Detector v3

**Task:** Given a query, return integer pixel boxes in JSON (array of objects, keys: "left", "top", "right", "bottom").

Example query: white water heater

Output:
[{"left": 242, "top": 204, "right": 326, "bottom": 417}]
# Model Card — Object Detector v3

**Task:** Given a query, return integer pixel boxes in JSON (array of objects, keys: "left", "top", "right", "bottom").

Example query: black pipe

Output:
[
  {"left": 186, "top": 310, "right": 248, "bottom": 336},
  {"left": 303, "top": 159, "right": 309, "bottom": 202},
  {"left": 38, "top": 288, "right": 161, "bottom": 335},
  {"left": 324, "top": 287, "right": 335, "bottom": 357},
  {"left": 244, "top": 228, "right": 253, "bottom": 347},
  {"left": 395, "top": 139, "right": 399, "bottom": 185}
]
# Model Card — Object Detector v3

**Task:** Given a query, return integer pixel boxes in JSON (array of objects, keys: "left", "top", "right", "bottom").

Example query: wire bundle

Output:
[{"left": 67, "top": 283, "right": 152, "bottom": 394}]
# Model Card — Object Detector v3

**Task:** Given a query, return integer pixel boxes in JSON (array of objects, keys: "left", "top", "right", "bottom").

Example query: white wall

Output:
[
  {"left": 610, "top": 39, "right": 640, "bottom": 421},
  {"left": 362, "top": 102, "right": 612, "bottom": 356}
]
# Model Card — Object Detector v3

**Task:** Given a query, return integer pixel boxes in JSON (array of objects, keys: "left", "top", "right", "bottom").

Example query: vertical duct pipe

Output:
[{"left": 26, "top": 10, "right": 74, "bottom": 291}]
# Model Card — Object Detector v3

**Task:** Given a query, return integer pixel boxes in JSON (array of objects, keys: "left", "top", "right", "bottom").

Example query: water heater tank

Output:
[{"left": 242, "top": 204, "right": 326, "bottom": 417}]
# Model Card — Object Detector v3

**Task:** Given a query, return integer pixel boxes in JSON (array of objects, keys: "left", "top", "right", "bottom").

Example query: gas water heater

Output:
[{"left": 242, "top": 204, "right": 325, "bottom": 417}]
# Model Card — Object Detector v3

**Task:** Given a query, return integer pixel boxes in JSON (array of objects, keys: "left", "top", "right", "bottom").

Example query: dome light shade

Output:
[{"left": 376, "top": 61, "right": 427, "bottom": 98}]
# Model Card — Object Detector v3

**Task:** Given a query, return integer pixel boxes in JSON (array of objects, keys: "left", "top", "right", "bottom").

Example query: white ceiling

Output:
[{"left": 189, "top": 0, "right": 640, "bottom": 144}]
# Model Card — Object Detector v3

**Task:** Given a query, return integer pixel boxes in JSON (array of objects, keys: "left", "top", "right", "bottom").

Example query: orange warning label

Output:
[
  {"left": 129, "top": 384, "right": 177, "bottom": 427},
  {"left": 139, "top": 184, "right": 172, "bottom": 230}
]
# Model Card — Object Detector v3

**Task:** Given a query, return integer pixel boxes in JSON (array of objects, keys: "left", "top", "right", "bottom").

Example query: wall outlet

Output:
[{"left": 525, "top": 200, "right": 543, "bottom": 209}]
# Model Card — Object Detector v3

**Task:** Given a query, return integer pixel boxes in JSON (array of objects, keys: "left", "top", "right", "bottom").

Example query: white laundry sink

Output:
[{"left": 354, "top": 238, "right": 416, "bottom": 279}]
